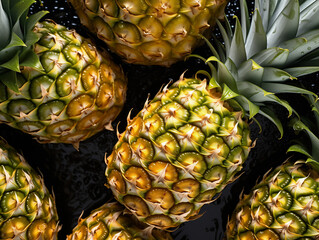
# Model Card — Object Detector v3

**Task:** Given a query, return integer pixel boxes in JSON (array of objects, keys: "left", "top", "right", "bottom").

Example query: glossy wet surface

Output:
[{"left": 0, "top": 0, "right": 317, "bottom": 239}]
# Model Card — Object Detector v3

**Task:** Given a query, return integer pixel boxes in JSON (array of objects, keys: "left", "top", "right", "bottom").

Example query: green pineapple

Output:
[
  {"left": 0, "top": 137, "right": 60, "bottom": 239},
  {"left": 226, "top": 94, "right": 319, "bottom": 240},
  {"left": 68, "top": 0, "right": 228, "bottom": 66},
  {"left": 67, "top": 202, "right": 172, "bottom": 240},
  {"left": 105, "top": 0, "right": 319, "bottom": 229},
  {"left": 0, "top": 0, "right": 127, "bottom": 149}
]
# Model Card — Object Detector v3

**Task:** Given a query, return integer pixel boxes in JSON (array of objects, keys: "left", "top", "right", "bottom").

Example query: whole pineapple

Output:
[
  {"left": 226, "top": 95, "right": 319, "bottom": 240},
  {"left": 0, "top": 137, "right": 60, "bottom": 239},
  {"left": 68, "top": 0, "right": 228, "bottom": 66},
  {"left": 105, "top": 0, "right": 319, "bottom": 229},
  {"left": 0, "top": 0, "right": 127, "bottom": 148},
  {"left": 67, "top": 202, "right": 172, "bottom": 240}
]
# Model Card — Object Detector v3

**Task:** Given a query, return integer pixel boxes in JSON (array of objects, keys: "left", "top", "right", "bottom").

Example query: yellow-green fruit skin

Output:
[
  {"left": 106, "top": 77, "right": 251, "bottom": 229},
  {"left": 0, "top": 20, "right": 127, "bottom": 146},
  {"left": 226, "top": 160, "right": 319, "bottom": 240},
  {"left": 69, "top": 0, "right": 228, "bottom": 66},
  {"left": 67, "top": 202, "right": 172, "bottom": 240},
  {"left": 0, "top": 138, "right": 59, "bottom": 239}
]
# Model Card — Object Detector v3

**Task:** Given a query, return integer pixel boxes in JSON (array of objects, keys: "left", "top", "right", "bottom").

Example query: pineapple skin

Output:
[
  {"left": 106, "top": 77, "right": 251, "bottom": 229},
  {"left": 67, "top": 202, "right": 173, "bottom": 240},
  {"left": 226, "top": 160, "right": 319, "bottom": 240},
  {"left": 68, "top": 0, "right": 228, "bottom": 66},
  {"left": 0, "top": 138, "right": 60, "bottom": 239},
  {"left": 0, "top": 20, "right": 127, "bottom": 147}
]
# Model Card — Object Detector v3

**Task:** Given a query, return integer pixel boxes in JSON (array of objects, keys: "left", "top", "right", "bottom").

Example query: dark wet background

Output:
[{"left": 0, "top": 0, "right": 318, "bottom": 239}]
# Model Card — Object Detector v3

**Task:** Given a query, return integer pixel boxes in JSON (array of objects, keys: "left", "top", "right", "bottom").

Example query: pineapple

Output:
[
  {"left": 0, "top": 137, "right": 60, "bottom": 239},
  {"left": 68, "top": 0, "right": 228, "bottom": 66},
  {"left": 105, "top": 0, "right": 319, "bottom": 229},
  {"left": 0, "top": 0, "right": 127, "bottom": 148},
  {"left": 226, "top": 160, "right": 319, "bottom": 239},
  {"left": 67, "top": 202, "right": 172, "bottom": 240},
  {"left": 226, "top": 95, "right": 319, "bottom": 240}
]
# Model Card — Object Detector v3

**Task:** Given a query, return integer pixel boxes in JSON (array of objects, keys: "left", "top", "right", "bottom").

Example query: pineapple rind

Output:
[
  {"left": 0, "top": 20, "right": 127, "bottom": 146},
  {"left": 0, "top": 138, "right": 59, "bottom": 239},
  {"left": 68, "top": 0, "right": 228, "bottom": 66},
  {"left": 106, "top": 77, "right": 251, "bottom": 228},
  {"left": 226, "top": 160, "right": 319, "bottom": 240},
  {"left": 67, "top": 202, "right": 173, "bottom": 240}
]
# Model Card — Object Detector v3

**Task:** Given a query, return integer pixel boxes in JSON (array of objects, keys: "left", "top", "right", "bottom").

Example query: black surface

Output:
[{"left": 0, "top": 1, "right": 317, "bottom": 239}]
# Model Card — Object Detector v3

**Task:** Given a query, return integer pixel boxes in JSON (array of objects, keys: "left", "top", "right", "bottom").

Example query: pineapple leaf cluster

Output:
[
  {"left": 0, "top": 0, "right": 47, "bottom": 92},
  {"left": 194, "top": 0, "right": 319, "bottom": 137}
]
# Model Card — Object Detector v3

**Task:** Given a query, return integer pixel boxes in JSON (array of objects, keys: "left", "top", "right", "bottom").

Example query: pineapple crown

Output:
[
  {"left": 0, "top": 0, "right": 47, "bottom": 92},
  {"left": 194, "top": 0, "right": 319, "bottom": 138}
]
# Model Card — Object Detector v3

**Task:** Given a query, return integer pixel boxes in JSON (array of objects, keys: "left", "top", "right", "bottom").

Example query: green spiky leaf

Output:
[
  {"left": 20, "top": 49, "right": 43, "bottom": 71},
  {"left": 206, "top": 56, "right": 238, "bottom": 92},
  {"left": 238, "top": 59, "right": 263, "bottom": 84},
  {"left": 0, "top": 52, "right": 20, "bottom": 72},
  {"left": 262, "top": 67, "right": 295, "bottom": 82},
  {"left": 0, "top": 0, "right": 10, "bottom": 48},
  {"left": 259, "top": 107, "right": 284, "bottom": 138},
  {"left": 229, "top": 17, "right": 247, "bottom": 67},
  {"left": 1, "top": 70, "right": 19, "bottom": 93},
  {"left": 252, "top": 47, "right": 289, "bottom": 67},
  {"left": 25, "top": 10, "right": 48, "bottom": 33},
  {"left": 6, "top": 32, "right": 26, "bottom": 49},
  {"left": 292, "top": 119, "right": 319, "bottom": 159},
  {"left": 235, "top": 95, "right": 260, "bottom": 119},
  {"left": 298, "top": 1, "right": 319, "bottom": 35},
  {"left": 11, "top": 0, "right": 36, "bottom": 27},
  {"left": 261, "top": 83, "right": 317, "bottom": 97},
  {"left": 239, "top": 0, "right": 250, "bottom": 42},
  {"left": 284, "top": 66, "right": 319, "bottom": 77},
  {"left": 267, "top": 0, "right": 300, "bottom": 47},
  {"left": 245, "top": 9, "right": 267, "bottom": 59},
  {"left": 221, "top": 84, "right": 239, "bottom": 101},
  {"left": 287, "top": 144, "right": 312, "bottom": 158}
]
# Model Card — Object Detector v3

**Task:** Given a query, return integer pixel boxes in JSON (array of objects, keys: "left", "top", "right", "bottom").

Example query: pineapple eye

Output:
[
  {"left": 87, "top": 222, "right": 109, "bottom": 240},
  {"left": 145, "top": 214, "right": 174, "bottom": 228},
  {"left": 56, "top": 68, "right": 79, "bottom": 97},
  {"left": 172, "top": 179, "right": 200, "bottom": 198},
  {"left": 148, "top": 161, "right": 178, "bottom": 181},
  {"left": 123, "top": 195, "right": 150, "bottom": 217},
  {"left": 7, "top": 99, "right": 35, "bottom": 117},
  {"left": 108, "top": 170, "right": 126, "bottom": 194},
  {"left": 66, "top": 94, "right": 94, "bottom": 117},
  {"left": 203, "top": 165, "right": 227, "bottom": 184},
  {"left": 115, "top": 142, "right": 132, "bottom": 164},
  {"left": 145, "top": 188, "right": 174, "bottom": 209},
  {"left": 38, "top": 100, "right": 65, "bottom": 121},
  {"left": 276, "top": 212, "right": 307, "bottom": 235},
  {"left": 169, "top": 202, "right": 193, "bottom": 216},
  {"left": 0, "top": 216, "right": 30, "bottom": 239},
  {"left": 256, "top": 229, "right": 280, "bottom": 240},
  {"left": 27, "top": 220, "right": 48, "bottom": 240},
  {"left": 130, "top": 138, "right": 154, "bottom": 162},
  {"left": 124, "top": 166, "right": 151, "bottom": 190},
  {"left": 177, "top": 152, "right": 207, "bottom": 175},
  {"left": 81, "top": 65, "right": 99, "bottom": 91},
  {"left": 96, "top": 84, "right": 113, "bottom": 108}
]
